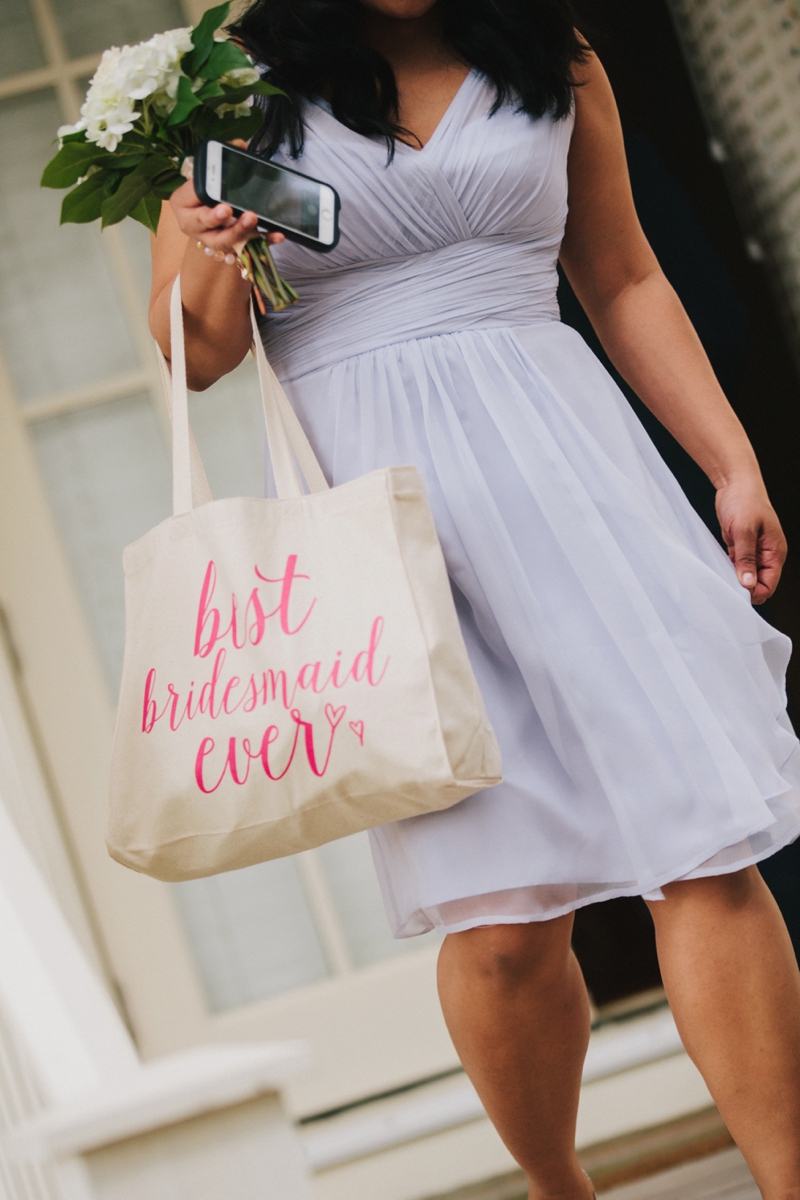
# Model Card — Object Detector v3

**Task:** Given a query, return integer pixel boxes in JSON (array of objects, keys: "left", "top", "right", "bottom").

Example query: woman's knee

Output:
[
  {"left": 649, "top": 865, "right": 767, "bottom": 919},
  {"left": 441, "top": 916, "right": 574, "bottom": 991}
]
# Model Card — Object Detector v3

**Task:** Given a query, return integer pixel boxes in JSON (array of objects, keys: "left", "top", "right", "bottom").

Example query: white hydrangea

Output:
[
  {"left": 219, "top": 66, "right": 260, "bottom": 88},
  {"left": 60, "top": 26, "right": 193, "bottom": 151},
  {"left": 216, "top": 65, "right": 260, "bottom": 118}
]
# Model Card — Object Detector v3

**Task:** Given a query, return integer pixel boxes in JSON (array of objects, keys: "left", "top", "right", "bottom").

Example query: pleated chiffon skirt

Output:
[{"left": 272, "top": 321, "right": 800, "bottom": 936}]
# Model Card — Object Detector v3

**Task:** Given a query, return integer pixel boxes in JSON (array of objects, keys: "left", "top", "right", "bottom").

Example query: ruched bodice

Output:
[
  {"left": 258, "top": 71, "right": 800, "bottom": 937},
  {"left": 263, "top": 71, "right": 569, "bottom": 377}
]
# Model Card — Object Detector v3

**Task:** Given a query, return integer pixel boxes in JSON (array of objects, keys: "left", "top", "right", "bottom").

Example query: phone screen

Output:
[{"left": 221, "top": 147, "right": 322, "bottom": 237}]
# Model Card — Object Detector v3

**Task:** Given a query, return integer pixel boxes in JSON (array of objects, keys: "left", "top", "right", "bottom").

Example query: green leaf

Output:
[
  {"left": 149, "top": 122, "right": 183, "bottom": 147},
  {"left": 129, "top": 192, "right": 162, "bottom": 234},
  {"left": 166, "top": 73, "right": 203, "bottom": 127},
  {"left": 198, "top": 38, "right": 251, "bottom": 80},
  {"left": 192, "top": 107, "right": 219, "bottom": 140},
  {"left": 203, "top": 79, "right": 284, "bottom": 108},
  {"left": 108, "top": 153, "right": 146, "bottom": 171},
  {"left": 181, "top": 1, "right": 230, "bottom": 76},
  {"left": 206, "top": 106, "right": 264, "bottom": 144},
  {"left": 60, "top": 173, "right": 107, "bottom": 224},
  {"left": 253, "top": 79, "right": 284, "bottom": 96},
  {"left": 195, "top": 79, "right": 225, "bottom": 100},
  {"left": 59, "top": 129, "right": 88, "bottom": 144},
  {"left": 102, "top": 169, "right": 122, "bottom": 196},
  {"left": 115, "top": 131, "right": 155, "bottom": 150},
  {"left": 151, "top": 172, "right": 184, "bottom": 200},
  {"left": 99, "top": 154, "right": 174, "bottom": 227},
  {"left": 41, "top": 142, "right": 112, "bottom": 188},
  {"left": 194, "top": 0, "right": 232, "bottom": 38}
]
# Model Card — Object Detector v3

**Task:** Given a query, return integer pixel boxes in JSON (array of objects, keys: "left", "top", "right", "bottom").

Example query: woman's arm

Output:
[
  {"left": 559, "top": 53, "right": 786, "bottom": 604},
  {"left": 149, "top": 142, "right": 284, "bottom": 391}
]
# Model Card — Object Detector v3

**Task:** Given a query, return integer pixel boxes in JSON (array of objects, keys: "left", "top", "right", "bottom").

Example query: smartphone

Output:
[{"left": 194, "top": 138, "right": 340, "bottom": 251}]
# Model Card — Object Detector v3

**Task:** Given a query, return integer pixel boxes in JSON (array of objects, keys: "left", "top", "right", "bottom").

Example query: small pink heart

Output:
[
  {"left": 349, "top": 720, "right": 364, "bottom": 745},
  {"left": 325, "top": 704, "right": 346, "bottom": 729}
]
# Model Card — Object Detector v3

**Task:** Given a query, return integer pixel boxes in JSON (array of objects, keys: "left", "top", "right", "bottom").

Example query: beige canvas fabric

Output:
[{"left": 107, "top": 276, "right": 502, "bottom": 882}]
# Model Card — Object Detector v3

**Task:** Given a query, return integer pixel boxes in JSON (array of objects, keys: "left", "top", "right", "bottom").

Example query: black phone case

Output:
[{"left": 193, "top": 138, "right": 340, "bottom": 252}]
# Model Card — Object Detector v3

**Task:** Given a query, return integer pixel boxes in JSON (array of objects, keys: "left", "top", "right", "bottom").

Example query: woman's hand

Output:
[
  {"left": 151, "top": 140, "right": 286, "bottom": 387},
  {"left": 169, "top": 140, "right": 285, "bottom": 255},
  {"left": 715, "top": 476, "right": 787, "bottom": 604}
]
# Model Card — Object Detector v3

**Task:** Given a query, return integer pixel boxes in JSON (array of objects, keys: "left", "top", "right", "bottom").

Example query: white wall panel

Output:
[
  {"left": 171, "top": 863, "right": 329, "bottom": 1012},
  {"left": 49, "top": 0, "right": 185, "bottom": 60},
  {"left": 0, "top": 93, "right": 140, "bottom": 402},
  {"left": 30, "top": 394, "right": 171, "bottom": 696},
  {"left": 0, "top": 0, "right": 46, "bottom": 78}
]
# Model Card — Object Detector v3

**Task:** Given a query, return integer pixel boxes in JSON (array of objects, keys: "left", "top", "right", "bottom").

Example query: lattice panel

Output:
[{"left": 668, "top": 0, "right": 800, "bottom": 342}]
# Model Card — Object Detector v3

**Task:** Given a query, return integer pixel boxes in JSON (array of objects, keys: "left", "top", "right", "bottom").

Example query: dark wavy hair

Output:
[{"left": 227, "top": 0, "right": 588, "bottom": 160}]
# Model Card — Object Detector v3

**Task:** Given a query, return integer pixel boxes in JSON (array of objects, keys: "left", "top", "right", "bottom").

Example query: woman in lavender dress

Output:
[{"left": 149, "top": 1, "right": 800, "bottom": 1195}]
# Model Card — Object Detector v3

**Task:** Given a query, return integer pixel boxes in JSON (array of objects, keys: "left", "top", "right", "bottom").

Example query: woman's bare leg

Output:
[
  {"left": 647, "top": 866, "right": 800, "bottom": 1200},
  {"left": 437, "top": 917, "right": 593, "bottom": 1200}
]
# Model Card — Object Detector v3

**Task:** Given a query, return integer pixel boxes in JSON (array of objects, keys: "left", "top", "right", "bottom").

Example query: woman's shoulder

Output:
[{"left": 571, "top": 50, "right": 620, "bottom": 129}]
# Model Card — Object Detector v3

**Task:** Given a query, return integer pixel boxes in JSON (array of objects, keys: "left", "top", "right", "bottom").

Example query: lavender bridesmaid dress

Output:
[{"left": 259, "top": 70, "right": 800, "bottom": 937}]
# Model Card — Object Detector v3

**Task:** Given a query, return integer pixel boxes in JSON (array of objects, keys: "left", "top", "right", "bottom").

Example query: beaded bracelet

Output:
[{"left": 196, "top": 240, "right": 238, "bottom": 267}]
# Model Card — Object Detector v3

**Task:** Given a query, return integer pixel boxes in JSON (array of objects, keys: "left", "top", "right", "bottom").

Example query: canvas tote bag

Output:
[{"left": 107, "top": 276, "right": 502, "bottom": 882}]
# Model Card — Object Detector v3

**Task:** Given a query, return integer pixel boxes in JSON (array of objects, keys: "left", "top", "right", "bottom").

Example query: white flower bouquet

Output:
[{"left": 41, "top": 2, "right": 298, "bottom": 311}]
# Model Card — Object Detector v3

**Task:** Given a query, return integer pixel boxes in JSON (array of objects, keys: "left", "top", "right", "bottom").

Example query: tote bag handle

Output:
[{"left": 165, "top": 274, "right": 329, "bottom": 515}]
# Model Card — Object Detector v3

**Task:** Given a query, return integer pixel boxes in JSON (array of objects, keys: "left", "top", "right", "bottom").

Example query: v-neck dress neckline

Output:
[
  {"left": 396, "top": 67, "right": 476, "bottom": 156},
  {"left": 309, "top": 67, "right": 477, "bottom": 157}
]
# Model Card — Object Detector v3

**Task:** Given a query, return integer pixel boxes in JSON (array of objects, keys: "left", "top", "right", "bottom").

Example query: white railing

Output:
[
  {"left": 0, "top": 1014, "right": 61, "bottom": 1200},
  {"left": 0, "top": 688, "right": 312, "bottom": 1200}
]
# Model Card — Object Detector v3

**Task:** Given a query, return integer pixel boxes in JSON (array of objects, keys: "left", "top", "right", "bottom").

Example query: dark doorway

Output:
[{"left": 566, "top": 0, "right": 800, "bottom": 1001}]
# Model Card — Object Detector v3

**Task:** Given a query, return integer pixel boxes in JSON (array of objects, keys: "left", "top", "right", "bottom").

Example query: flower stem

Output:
[{"left": 238, "top": 238, "right": 298, "bottom": 313}]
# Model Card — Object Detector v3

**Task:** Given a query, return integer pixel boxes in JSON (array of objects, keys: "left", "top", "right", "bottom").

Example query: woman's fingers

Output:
[
  {"left": 169, "top": 152, "right": 288, "bottom": 251},
  {"left": 192, "top": 213, "right": 287, "bottom": 252},
  {"left": 190, "top": 207, "right": 259, "bottom": 249},
  {"left": 170, "top": 179, "right": 249, "bottom": 243},
  {"left": 717, "top": 483, "right": 787, "bottom": 604},
  {"left": 728, "top": 522, "right": 786, "bottom": 602},
  {"left": 729, "top": 522, "right": 781, "bottom": 603},
  {"left": 171, "top": 170, "right": 288, "bottom": 253},
  {"left": 197, "top": 202, "right": 235, "bottom": 229},
  {"left": 729, "top": 524, "right": 759, "bottom": 594},
  {"left": 751, "top": 531, "right": 786, "bottom": 604}
]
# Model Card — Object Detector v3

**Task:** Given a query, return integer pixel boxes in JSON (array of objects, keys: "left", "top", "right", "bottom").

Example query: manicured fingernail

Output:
[{"left": 742, "top": 572, "right": 756, "bottom": 586}]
